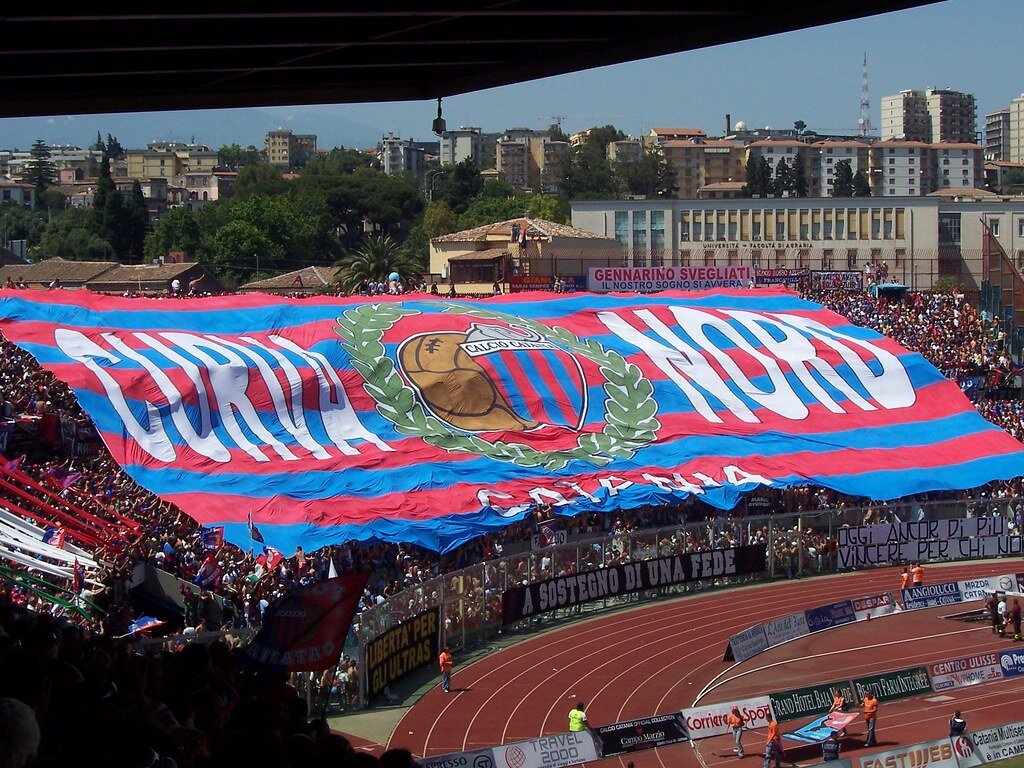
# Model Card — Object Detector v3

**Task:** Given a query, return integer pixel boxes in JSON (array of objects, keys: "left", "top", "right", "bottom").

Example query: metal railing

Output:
[{"left": 344, "top": 494, "right": 1008, "bottom": 709}]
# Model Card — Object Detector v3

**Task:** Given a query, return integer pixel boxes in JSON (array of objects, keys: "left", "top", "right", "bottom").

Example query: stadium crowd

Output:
[{"left": 0, "top": 284, "right": 1023, "bottom": 767}]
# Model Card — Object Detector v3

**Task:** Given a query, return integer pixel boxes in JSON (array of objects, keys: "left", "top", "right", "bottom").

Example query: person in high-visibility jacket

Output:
[{"left": 568, "top": 702, "right": 589, "bottom": 732}]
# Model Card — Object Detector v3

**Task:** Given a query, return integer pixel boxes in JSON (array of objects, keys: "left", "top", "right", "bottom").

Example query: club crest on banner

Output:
[{"left": 337, "top": 302, "right": 661, "bottom": 471}]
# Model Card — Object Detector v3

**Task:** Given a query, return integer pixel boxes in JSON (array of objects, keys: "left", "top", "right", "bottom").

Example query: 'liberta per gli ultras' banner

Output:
[{"left": 3, "top": 289, "right": 1024, "bottom": 554}]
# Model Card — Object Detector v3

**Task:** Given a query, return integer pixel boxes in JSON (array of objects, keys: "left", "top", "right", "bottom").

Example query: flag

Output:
[
  {"left": 194, "top": 551, "right": 223, "bottom": 590},
  {"left": 242, "top": 572, "right": 369, "bottom": 672},
  {"left": 60, "top": 471, "right": 83, "bottom": 490},
  {"left": 247, "top": 511, "right": 265, "bottom": 544},
  {"left": 328, "top": 557, "right": 338, "bottom": 579},
  {"left": 72, "top": 558, "right": 85, "bottom": 595},
  {"left": 4, "top": 289, "right": 1024, "bottom": 555},
  {"left": 536, "top": 519, "right": 557, "bottom": 548},
  {"left": 263, "top": 546, "right": 284, "bottom": 571},
  {"left": 199, "top": 526, "right": 224, "bottom": 550},
  {"left": 126, "top": 616, "right": 165, "bottom": 636},
  {"left": 42, "top": 527, "right": 67, "bottom": 549},
  {"left": 3, "top": 454, "right": 24, "bottom": 473}
]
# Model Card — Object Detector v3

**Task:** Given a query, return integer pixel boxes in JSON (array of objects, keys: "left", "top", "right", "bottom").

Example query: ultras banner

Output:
[
  {"left": 502, "top": 545, "right": 766, "bottom": 623},
  {"left": 3, "top": 288, "right": 1023, "bottom": 553}
]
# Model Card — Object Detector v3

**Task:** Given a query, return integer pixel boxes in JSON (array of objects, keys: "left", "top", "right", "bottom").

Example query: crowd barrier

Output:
[
  {"left": 726, "top": 573, "right": 1022, "bottom": 663},
  {"left": 351, "top": 500, "right": 1022, "bottom": 708}
]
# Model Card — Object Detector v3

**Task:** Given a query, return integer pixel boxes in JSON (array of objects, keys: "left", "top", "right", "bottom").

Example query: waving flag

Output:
[
  {"left": 1, "top": 289, "right": 1023, "bottom": 554},
  {"left": 125, "top": 615, "right": 165, "bottom": 636},
  {"left": 243, "top": 572, "right": 369, "bottom": 672},
  {"left": 42, "top": 526, "right": 67, "bottom": 549},
  {"left": 199, "top": 526, "right": 224, "bottom": 550}
]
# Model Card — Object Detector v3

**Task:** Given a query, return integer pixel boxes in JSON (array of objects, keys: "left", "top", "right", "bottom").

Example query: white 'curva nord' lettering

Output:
[
  {"left": 769, "top": 313, "right": 915, "bottom": 408},
  {"left": 157, "top": 333, "right": 297, "bottom": 462},
  {"left": 268, "top": 335, "right": 392, "bottom": 453},
  {"left": 54, "top": 329, "right": 178, "bottom": 462}
]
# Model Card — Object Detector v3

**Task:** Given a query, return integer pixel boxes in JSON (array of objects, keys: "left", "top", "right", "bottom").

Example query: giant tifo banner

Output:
[{"left": 3, "top": 289, "right": 1024, "bottom": 554}]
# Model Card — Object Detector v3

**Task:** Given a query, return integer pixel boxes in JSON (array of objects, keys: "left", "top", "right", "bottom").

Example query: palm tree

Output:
[{"left": 334, "top": 234, "right": 423, "bottom": 292}]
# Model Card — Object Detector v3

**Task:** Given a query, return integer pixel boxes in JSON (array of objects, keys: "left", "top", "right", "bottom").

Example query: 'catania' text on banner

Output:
[{"left": 3, "top": 289, "right": 1022, "bottom": 554}]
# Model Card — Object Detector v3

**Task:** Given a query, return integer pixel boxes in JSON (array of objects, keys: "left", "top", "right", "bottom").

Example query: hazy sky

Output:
[{"left": 1, "top": 0, "right": 1020, "bottom": 152}]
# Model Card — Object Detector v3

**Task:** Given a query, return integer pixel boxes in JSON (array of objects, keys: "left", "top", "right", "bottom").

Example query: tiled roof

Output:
[
  {"left": 447, "top": 247, "right": 508, "bottom": 261},
  {"left": 239, "top": 265, "right": 342, "bottom": 290},
  {"left": 699, "top": 181, "right": 747, "bottom": 189},
  {"left": 927, "top": 187, "right": 999, "bottom": 198},
  {"left": 88, "top": 262, "right": 204, "bottom": 282},
  {"left": 0, "top": 257, "right": 117, "bottom": 284},
  {"left": 432, "top": 218, "right": 613, "bottom": 243},
  {"left": 748, "top": 140, "right": 806, "bottom": 148},
  {"left": 651, "top": 127, "right": 706, "bottom": 136},
  {"left": 812, "top": 140, "right": 870, "bottom": 148}
]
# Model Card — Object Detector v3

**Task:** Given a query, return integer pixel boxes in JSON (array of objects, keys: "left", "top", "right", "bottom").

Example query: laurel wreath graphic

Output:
[{"left": 335, "top": 302, "right": 660, "bottom": 470}]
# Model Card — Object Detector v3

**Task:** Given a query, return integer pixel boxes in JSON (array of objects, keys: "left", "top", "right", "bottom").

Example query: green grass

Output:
[{"left": 993, "top": 758, "right": 1024, "bottom": 768}]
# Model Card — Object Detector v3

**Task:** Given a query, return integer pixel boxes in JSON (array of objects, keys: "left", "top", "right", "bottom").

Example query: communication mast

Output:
[{"left": 858, "top": 52, "right": 873, "bottom": 137}]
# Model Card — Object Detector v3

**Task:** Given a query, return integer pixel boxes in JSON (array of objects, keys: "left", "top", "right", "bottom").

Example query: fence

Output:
[{"left": 345, "top": 494, "right": 1011, "bottom": 710}]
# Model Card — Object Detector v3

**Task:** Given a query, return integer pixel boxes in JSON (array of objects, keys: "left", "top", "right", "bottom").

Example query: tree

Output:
[
  {"left": 616, "top": 149, "right": 677, "bottom": 198},
  {"left": 774, "top": 158, "right": 793, "bottom": 198},
  {"left": 145, "top": 204, "right": 201, "bottom": 263},
  {"left": 36, "top": 189, "right": 67, "bottom": 217},
  {"left": 104, "top": 134, "right": 125, "bottom": 159},
  {"left": 218, "top": 144, "right": 264, "bottom": 170},
  {"left": 0, "top": 202, "right": 48, "bottom": 249},
  {"left": 334, "top": 234, "right": 423, "bottom": 291},
  {"left": 547, "top": 123, "right": 569, "bottom": 143},
  {"left": 24, "top": 140, "right": 57, "bottom": 199},
  {"left": 832, "top": 159, "right": 854, "bottom": 197},
  {"left": 236, "top": 163, "right": 288, "bottom": 200},
  {"left": 127, "top": 181, "right": 150, "bottom": 261},
  {"left": 92, "top": 154, "right": 128, "bottom": 256},
  {"left": 423, "top": 201, "right": 459, "bottom": 238},
  {"left": 528, "top": 195, "right": 570, "bottom": 224},
  {"left": 39, "top": 207, "right": 114, "bottom": 261},
  {"left": 480, "top": 178, "right": 516, "bottom": 199},
  {"left": 793, "top": 163, "right": 809, "bottom": 198},
  {"left": 433, "top": 159, "right": 483, "bottom": 213},
  {"left": 457, "top": 196, "right": 530, "bottom": 230},
  {"left": 853, "top": 170, "right": 872, "bottom": 197},
  {"left": 794, "top": 120, "right": 807, "bottom": 135}
]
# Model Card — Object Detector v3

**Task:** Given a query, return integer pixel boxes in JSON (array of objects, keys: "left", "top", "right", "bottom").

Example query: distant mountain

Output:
[{"left": 0, "top": 104, "right": 389, "bottom": 153}]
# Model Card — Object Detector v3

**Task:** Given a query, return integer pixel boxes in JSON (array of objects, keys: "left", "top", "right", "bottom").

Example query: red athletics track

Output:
[{"left": 389, "top": 560, "right": 1024, "bottom": 767}]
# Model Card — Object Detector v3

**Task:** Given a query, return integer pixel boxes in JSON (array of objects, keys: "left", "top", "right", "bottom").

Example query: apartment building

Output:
[
  {"left": 495, "top": 134, "right": 569, "bottom": 193},
  {"left": 127, "top": 142, "right": 219, "bottom": 179},
  {"left": 1010, "top": 95, "right": 1024, "bottom": 164},
  {"left": 813, "top": 141, "right": 870, "bottom": 196},
  {"left": 985, "top": 109, "right": 1011, "bottom": 161},
  {"left": 746, "top": 140, "right": 809, "bottom": 184},
  {"left": 607, "top": 139, "right": 643, "bottom": 164},
  {"left": 439, "top": 127, "right": 482, "bottom": 166},
  {"left": 380, "top": 133, "right": 425, "bottom": 182},
  {"left": 881, "top": 88, "right": 976, "bottom": 143},
  {"left": 869, "top": 140, "right": 931, "bottom": 197},
  {"left": 265, "top": 129, "right": 317, "bottom": 169}
]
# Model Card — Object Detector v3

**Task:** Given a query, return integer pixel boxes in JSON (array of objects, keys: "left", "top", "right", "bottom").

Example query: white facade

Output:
[
  {"left": 747, "top": 141, "right": 805, "bottom": 179},
  {"left": 1010, "top": 95, "right": 1024, "bottom": 164},
  {"left": 439, "top": 128, "right": 481, "bottom": 166},
  {"left": 571, "top": 196, "right": 1024, "bottom": 291},
  {"left": 871, "top": 141, "right": 931, "bottom": 196},
  {"left": 380, "top": 132, "right": 425, "bottom": 180},
  {"left": 986, "top": 109, "right": 1011, "bottom": 161},
  {"left": 813, "top": 141, "right": 869, "bottom": 197},
  {"left": 881, "top": 88, "right": 976, "bottom": 144},
  {"left": 932, "top": 143, "right": 984, "bottom": 190}
]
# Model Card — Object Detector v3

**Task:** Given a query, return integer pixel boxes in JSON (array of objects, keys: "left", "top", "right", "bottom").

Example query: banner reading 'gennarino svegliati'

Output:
[{"left": 3, "top": 288, "right": 1024, "bottom": 554}]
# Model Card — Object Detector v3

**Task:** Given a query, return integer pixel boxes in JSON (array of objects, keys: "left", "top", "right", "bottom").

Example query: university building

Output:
[{"left": 571, "top": 193, "right": 1024, "bottom": 291}]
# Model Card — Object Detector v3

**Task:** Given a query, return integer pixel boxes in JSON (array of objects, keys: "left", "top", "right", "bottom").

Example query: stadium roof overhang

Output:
[{"left": 5, "top": 3, "right": 938, "bottom": 119}]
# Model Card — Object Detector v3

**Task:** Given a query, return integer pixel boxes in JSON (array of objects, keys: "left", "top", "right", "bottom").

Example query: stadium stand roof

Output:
[{"left": 4, "top": 3, "right": 938, "bottom": 118}]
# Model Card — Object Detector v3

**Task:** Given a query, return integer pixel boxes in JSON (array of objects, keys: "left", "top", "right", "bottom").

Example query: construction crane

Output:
[{"left": 539, "top": 115, "right": 567, "bottom": 127}]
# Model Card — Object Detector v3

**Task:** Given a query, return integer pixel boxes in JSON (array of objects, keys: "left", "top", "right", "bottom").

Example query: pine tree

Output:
[
  {"left": 832, "top": 160, "right": 854, "bottom": 197},
  {"left": 128, "top": 181, "right": 149, "bottom": 261},
  {"left": 93, "top": 154, "right": 128, "bottom": 257},
  {"left": 24, "top": 139, "right": 57, "bottom": 199},
  {"left": 853, "top": 170, "right": 872, "bottom": 197},
  {"left": 793, "top": 163, "right": 809, "bottom": 198}
]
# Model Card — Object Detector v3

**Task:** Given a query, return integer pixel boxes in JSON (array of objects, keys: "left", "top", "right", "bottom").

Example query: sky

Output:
[{"left": 0, "top": 0, "right": 1020, "bottom": 153}]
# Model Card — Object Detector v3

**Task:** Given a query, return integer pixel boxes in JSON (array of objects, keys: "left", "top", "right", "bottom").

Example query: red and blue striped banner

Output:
[{"left": 1, "top": 288, "right": 1021, "bottom": 553}]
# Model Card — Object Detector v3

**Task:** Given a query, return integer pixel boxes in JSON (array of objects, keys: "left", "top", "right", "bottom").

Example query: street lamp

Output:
[{"left": 426, "top": 169, "right": 446, "bottom": 202}]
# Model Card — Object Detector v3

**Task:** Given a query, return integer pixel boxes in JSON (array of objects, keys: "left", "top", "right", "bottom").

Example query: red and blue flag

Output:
[{"left": 1, "top": 289, "right": 1022, "bottom": 553}]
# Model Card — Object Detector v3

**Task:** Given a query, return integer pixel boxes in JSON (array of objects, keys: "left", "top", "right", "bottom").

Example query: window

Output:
[
  {"left": 1018, "top": 219, "right": 1024, "bottom": 238},
  {"left": 694, "top": 222, "right": 703, "bottom": 240},
  {"left": 909, "top": 158, "right": 915, "bottom": 165},
  {"left": 614, "top": 211, "right": 629, "bottom": 246},
  {"left": 824, "top": 219, "right": 833, "bottom": 239},
  {"left": 752, "top": 220, "right": 762, "bottom": 240},
  {"left": 633, "top": 211, "right": 647, "bottom": 249},
  {"left": 751, "top": 249, "right": 762, "bottom": 268},
  {"left": 889, "top": 158, "right": 895, "bottom": 165},
  {"left": 680, "top": 218, "right": 691, "bottom": 241},
  {"left": 776, "top": 220, "right": 785, "bottom": 239},
  {"left": 846, "top": 248, "right": 858, "bottom": 269},
  {"left": 651, "top": 211, "right": 665, "bottom": 251},
  {"left": 990, "top": 219, "right": 1001, "bottom": 237}
]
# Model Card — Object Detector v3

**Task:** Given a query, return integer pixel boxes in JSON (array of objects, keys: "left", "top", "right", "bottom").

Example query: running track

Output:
[{"left": 388, "top": 560, "right": 1024, "bottom": 767}]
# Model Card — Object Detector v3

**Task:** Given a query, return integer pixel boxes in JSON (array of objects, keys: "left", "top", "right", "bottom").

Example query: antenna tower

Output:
[{"left": 858, "top": 52, "right": 873, "bottom": 137}]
